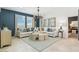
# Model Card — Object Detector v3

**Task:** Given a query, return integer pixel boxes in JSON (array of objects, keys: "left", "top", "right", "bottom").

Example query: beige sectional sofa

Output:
[{"left": 17, "top": 31, "right": 32, "bottom": 38}]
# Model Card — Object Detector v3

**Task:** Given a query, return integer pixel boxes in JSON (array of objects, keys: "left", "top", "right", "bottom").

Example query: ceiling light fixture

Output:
[{"left": 37, "top": 7, "right": 43, "bottom": 19}]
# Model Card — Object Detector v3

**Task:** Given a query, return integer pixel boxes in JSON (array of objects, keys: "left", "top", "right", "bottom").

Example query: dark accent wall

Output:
[
  {"left": 0, "top": 8, "right": 38, "bottom": 36},
  {"left": 1, "top": 9, "right": 15, "bottom": 36},
  {"left": 0, "top": 12, "right": 1, "bottom": 28}
]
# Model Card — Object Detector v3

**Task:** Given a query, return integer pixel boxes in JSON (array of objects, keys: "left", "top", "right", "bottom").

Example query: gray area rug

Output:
[{"left": 22, "top": 37, "right": 60, "bottom": 52}]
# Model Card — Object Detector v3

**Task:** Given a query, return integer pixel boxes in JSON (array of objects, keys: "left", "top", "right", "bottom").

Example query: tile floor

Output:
[{"left": 0, "top": 37, "right": 79, "bottom": 52}]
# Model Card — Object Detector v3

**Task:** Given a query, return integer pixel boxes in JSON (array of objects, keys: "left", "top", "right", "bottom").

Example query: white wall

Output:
[
  {"left": 56, "top": 16, "right": 68, "bottom": 39},
  {"left": 41, "top": 16, "right": 68, "bottom": 39}
]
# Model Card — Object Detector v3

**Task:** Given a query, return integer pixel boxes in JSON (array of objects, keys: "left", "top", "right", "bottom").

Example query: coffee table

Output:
[{"left": 31, "top": 32, "right": 48, "bottom": 40}]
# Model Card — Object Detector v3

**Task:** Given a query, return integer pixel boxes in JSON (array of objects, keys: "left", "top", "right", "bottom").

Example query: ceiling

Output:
[{"left": 2, "top": 7, "right": 78, "bottom": 18}]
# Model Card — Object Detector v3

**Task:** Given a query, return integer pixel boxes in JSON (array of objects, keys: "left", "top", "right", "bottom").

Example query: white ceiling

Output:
[{"left": 2, "top": 7, "right": 79, "bottom": 17}]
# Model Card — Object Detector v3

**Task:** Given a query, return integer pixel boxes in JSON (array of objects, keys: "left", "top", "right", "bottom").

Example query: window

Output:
[
  {"left": 15, "top": 14, "right": 25, "bottom": 35},
  {"left": 27, "top": 16, "right": 33, "bottom": 28},
  {"left": 15, "top": 14, "right": 25, "bottom": 29}
]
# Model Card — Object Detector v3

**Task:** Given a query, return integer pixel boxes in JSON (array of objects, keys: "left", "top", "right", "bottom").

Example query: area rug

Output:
[{"left": 22, "top": 37, "right": 60, "bottom": 52}]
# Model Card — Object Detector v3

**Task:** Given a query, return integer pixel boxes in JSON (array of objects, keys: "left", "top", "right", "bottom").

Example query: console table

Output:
[{"left": 0, "top": 28, "right": 11, "bottom": 48}]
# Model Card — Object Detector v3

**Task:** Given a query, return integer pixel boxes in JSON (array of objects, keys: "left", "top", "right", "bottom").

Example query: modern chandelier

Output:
[
  {"left": 37, "top": 7, "right": 39, "bottom": 17},
  {"left": 37, "top": 7, "right": 43, "bottom": 19}
]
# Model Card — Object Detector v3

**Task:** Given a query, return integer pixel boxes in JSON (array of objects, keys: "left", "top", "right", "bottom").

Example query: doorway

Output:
[{"left": 68, "top": 16, "right": 78, "bottom": 39}]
